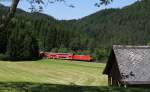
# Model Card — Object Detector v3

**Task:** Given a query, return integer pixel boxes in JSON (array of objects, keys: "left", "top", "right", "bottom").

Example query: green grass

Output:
[
  {"left": 0, "top": 59, "right": 107, "bottom": 86},
  {"left": 0, "top": 59, "right": 149, "bottom": 92}
]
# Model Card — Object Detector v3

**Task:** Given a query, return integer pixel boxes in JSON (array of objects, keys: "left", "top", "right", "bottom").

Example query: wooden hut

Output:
[{"left": 103, "top": 45, "right": 150, "bottom": 87}]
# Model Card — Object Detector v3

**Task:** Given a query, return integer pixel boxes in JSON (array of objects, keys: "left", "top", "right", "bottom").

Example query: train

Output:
[{"left": 40, "top": 52, "right": 93, "bottom": 62}]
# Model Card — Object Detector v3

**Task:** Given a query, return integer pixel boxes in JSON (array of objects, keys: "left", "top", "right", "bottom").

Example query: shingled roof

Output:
[{"left": 103, "top": 45, "right": 150, "bottom": 85}]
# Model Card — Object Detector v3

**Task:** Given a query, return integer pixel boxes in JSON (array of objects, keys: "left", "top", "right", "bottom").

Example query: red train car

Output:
[
  {"left": 46, "top": 53, "right": 73, "bottom": 59},
  {"left": 40, "top": 52, "right": 93, "bottom": 61},
  {"left": 72, "top": 55, "right": 93, "bottom": 61},
  {"left": 40, "top": 52, "right": 73, "bottom": 59}
]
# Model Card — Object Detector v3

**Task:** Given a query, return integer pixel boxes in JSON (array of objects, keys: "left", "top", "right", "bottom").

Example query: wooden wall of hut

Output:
[{"left": 108, "top": 55, "right": 121, "bottom": 86}]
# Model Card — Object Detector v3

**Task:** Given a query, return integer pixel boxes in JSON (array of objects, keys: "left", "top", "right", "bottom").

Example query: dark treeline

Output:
[{"left": 0, "top": 0, "right": 150, "bottom": 61}]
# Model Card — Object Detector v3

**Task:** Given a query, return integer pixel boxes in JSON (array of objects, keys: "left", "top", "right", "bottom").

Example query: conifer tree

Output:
[{"left": 6, "top": 29, "right": 39, "bottom": 61}]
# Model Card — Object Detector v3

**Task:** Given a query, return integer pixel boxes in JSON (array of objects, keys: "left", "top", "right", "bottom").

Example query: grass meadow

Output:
[{"left": 0, "top": 59, "right": 149, "bottom": 92}]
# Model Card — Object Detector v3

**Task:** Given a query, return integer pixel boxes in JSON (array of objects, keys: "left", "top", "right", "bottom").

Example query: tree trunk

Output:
[{"left": 0, "top": 0, "right": 20, "bottom": 31}]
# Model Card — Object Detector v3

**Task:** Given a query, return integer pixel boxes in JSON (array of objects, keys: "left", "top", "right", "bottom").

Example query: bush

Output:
[
  {"left": 0, "top": 54, "right": 8, "bottom": 60},
  {"left": 92, "top": 48, "right": 109, "bottom": 62},
  {"left": 58, "top": 48, "right": 70, "bottom": 53}
]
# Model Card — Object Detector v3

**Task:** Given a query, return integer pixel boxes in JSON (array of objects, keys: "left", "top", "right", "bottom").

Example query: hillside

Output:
[
  {"left": 1, "top": 0, "right": 150, "bottom": 61},
  {"left": 64, "top": 0, "right": 150, "bottom": 48},
  {"left": 0, "top": 4, "right": 82, "bottom": 55}
]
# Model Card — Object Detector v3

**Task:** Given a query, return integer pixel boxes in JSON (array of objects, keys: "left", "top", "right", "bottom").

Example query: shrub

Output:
[{"left": 0, "top": 54, "right": 8, "bottom": 60}]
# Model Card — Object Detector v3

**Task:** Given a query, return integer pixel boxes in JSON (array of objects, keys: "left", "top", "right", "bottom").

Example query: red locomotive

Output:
[{"left": 40, "top": 52, "right": 93, "bottom": 61}]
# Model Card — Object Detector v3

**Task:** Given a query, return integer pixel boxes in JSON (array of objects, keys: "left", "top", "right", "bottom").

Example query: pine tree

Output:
[
  {"left": 6, "top": 29, "right": 39, "bottom": 61},
  {"left": 0, "top": 30, "right": 7, "bottom": 53}
]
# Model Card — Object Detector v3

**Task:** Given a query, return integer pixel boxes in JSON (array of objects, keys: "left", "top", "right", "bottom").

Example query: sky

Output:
[{"left": 1, "top": 0, "right": 138, "bottom": 20}]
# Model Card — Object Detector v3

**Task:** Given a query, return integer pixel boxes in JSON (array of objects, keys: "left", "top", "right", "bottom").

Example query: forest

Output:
[{"left": 0, "top": 0, "right": 150, "bottom": 61}]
